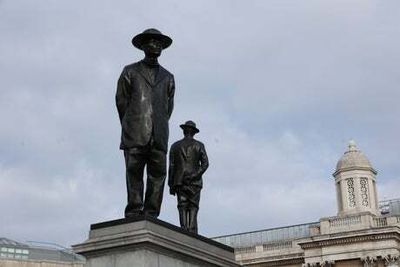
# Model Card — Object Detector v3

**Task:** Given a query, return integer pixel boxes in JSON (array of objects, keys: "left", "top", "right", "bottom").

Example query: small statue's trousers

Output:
[
  {"left": 177, "top": 187, "right": 201, "bottom": 234},
  {"left": 124, "top": 144, "right": 166, "bottom": 218}
]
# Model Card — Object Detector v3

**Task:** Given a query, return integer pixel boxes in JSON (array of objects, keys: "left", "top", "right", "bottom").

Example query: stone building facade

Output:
[{"left": 214, "top": 142, "right": 400, "bottom": 267}]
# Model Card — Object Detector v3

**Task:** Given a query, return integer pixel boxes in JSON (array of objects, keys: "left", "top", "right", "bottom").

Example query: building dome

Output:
[{"left": 334, "top": 140, "right": 377, "bottom": 175}]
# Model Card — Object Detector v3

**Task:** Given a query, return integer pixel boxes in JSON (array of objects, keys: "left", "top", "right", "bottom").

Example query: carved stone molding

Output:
[
  {"left": 360, "top": 178, "right": 369, "bottom": 207},
  {"left": 302, "top": 262, "right": 334, "bottom": 267},
  {"left": 347, "top": 178, "right": 356, "bottom": 207},
  {"left": 384, "top": 254, "right": 400, "bottom": 266},
  {"left": 240, "top": 253, "right": 304, "bottom": 266},
  {"left": 321, "top": 260, "right": 335, "bottom": 267},
  {"left": 300, "top": 231, "right": 400, "bottom": 249},
  {"left": 362, "top": 256, "right": 377, "bottom": 267}
]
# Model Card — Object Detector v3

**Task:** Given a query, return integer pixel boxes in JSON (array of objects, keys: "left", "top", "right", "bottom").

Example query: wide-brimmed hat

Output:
[
  {"left": 132, "top": 28, "right": 172, "bottom": 50},
  {"left": 180, "top": 121, "right": 200, "bottom": 133}
]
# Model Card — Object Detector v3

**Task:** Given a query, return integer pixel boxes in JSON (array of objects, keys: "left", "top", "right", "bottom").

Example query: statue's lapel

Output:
[
  {"left": 137, "top": 63, "right": 167, "bottom": 87},
  {"left": 155, "top": 67, "right": 168, "bottom": 86},
  {"left": 181, "top": 139, "right": 190, "bottom": 160},
  {"left": 137, "top": 63, "right": 154, "bottom": 86}
]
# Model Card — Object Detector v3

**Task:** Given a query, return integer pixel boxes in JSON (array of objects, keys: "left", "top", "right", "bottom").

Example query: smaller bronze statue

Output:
[{"left": 168, "top": 121, "right": 209, "bottom": 234}]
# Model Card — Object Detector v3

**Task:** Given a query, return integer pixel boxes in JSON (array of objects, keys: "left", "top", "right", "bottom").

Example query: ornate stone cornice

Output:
[
  {"left": 384, "top": 254, "right": 400, "bottom": 265},
  {"left": 242, "top": 253, "right": 304, "bottom": 266},
  {"left": 299, "top": 231, "right": 400, "bottom": 249},
  {"left": 333, "top": 166, "right": 377, "bottom": 176}
]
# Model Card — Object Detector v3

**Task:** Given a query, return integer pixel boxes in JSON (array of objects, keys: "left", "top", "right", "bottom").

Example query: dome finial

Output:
[
  {"left": 348, "top": 139, "right": 357, "bottom": 152},
  {"left": 334, "top": 140, "right": 377, "bottom": 176}
]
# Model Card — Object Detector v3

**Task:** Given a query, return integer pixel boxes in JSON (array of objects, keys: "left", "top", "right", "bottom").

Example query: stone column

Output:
[
  {"left": 303, "top": 262, "right": 334, "bottom": 267},
  {"left": 384, "top": 254, "right": 400, "bottom": 267},
  {"left": 321, "top": 260, "right": 335, "bottom": 267},
  {"left": 362, "top": 256, "right": 377, "bottom": 267}
]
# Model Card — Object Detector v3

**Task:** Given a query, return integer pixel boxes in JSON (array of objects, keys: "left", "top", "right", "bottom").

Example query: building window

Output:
[
  {"left": 0, "top": 247, "right": 29, "bottom": 259},
  {"left": 360, "top": 178, "right": 369, "bottom": 207},
  {"left": 347, "top": 178, "right": 356, "bottom": 207}
]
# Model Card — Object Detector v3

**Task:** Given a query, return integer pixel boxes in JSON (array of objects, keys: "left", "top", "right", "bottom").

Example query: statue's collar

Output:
[
  {"left": 141, "top": 58, "right": 159, "bottom": 67},
  {"left": 137, "top": 61, "right": 167, "bottom": 86}
]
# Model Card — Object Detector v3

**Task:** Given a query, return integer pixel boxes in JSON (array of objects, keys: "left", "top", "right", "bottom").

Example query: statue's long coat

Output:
[
  {"left": 168, "top": 137, "right": 209, "bottom": 189},
  {"left": 116, "top": 61, "right": 175, "bottom": 153}
]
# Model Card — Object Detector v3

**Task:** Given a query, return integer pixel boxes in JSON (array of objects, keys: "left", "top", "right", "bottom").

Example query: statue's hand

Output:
[
  {"left": 189, "top": 174, "right": 198, "bottom": 181},
  {"left": 184, "top": 172, "right": 197, "bottom": 181}
]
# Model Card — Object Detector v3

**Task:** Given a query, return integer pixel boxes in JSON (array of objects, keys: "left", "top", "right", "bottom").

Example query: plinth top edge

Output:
[{"left": 90, "top": 215, "right": 234, "bottom": 253}]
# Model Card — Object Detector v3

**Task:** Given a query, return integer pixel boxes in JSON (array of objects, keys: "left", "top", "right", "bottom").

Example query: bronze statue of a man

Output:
[
  {"left": 168, "top": 121, "right": 209, "bottom": 233},
  {"left": 116, "top": 29, "right": 175, "bottom": 218}
]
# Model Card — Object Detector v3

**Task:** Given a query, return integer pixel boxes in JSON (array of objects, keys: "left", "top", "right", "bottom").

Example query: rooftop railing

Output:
[{"left": 213, "top": 222, "right": 319, "bottom": 248}]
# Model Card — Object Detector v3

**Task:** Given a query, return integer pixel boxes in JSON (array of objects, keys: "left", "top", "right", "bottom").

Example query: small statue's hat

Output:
[
  {"left": 180, "top": 121, "right": 200, "bottom": 133},
  {"left": 132, "top": 28, "right": 172, "bottom": 50}
]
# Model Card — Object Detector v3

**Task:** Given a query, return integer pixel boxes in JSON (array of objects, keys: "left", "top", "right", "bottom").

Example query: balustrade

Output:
[
  {"left": 373, "top": 217, "right": 388, "bottom": 227},
  {"left": 329, "top": 215, "right": 361, "bottom": 227}
]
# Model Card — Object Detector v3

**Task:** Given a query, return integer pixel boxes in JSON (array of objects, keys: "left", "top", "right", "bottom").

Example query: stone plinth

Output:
[{"left": 72, "top": 216, "right": 239, "bottom": 267}]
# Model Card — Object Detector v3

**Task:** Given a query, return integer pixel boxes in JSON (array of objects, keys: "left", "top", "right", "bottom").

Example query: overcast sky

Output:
[{"left": 1, "top": 0, "right": 400, "bottom": 248}]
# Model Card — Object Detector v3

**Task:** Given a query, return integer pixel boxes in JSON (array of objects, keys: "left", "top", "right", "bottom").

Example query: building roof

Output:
[
  {"left": 0, "top": 238, "right": 29, "bottom": 248},
  {"left": 213, "top": 222, "right": 319, "bottom": 248},
  {"left": 380, "top": 198, "right": 400, "bottom": 216},
  {"left": 334, "top": 140, "right": 377, "bottom": 175},
  {"left": 213, "top": 197, "right": 400, "bottom": 249},
  {"left": 0, "top": 238, "right": 85, "bottom": 263}
]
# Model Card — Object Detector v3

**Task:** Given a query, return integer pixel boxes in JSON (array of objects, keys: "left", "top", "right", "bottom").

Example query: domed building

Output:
[
  {"left": 335, "top": 141, "right": 375, "bottom": 172},
  {"left": 333, "top": 140, "right": 379, "bottom": 216},
  {"left": 214, "top": 142, "right": 400, "bottom": 267}
]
